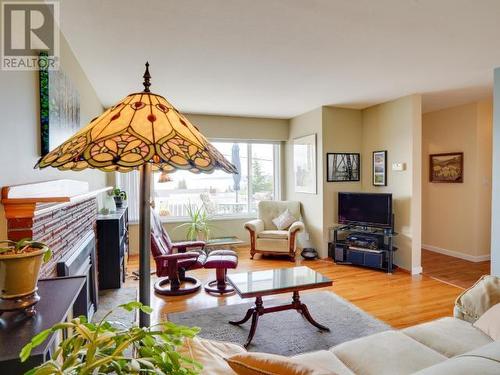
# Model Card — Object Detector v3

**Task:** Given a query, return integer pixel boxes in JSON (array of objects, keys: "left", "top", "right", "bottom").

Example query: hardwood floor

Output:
[
  {"left": 421, "top": 249, "right": 490, "bottom": 289},
  {"left": 126, "top": 247, "right": 463, "bottom": 329}
]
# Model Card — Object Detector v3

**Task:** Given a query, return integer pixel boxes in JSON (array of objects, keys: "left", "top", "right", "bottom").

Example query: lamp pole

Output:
[{"left": 138, "top": 163, "right": 152, "bottom": 327}]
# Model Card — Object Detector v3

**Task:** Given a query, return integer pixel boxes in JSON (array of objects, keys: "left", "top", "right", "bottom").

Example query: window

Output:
[{"left": 152, "top": 141, "right": 280, "bottom": 220}]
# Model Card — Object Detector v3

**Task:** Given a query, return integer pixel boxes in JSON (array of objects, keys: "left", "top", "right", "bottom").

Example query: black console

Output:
[{"left": 329, "top": 225, "right": 397, "bottom": 273}]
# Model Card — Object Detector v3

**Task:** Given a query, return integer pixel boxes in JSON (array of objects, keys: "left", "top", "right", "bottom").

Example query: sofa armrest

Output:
[
  {"left": 245, "top": 219, "right": 264, "bottom": 234},
  {"left": 288, "top": 221, "right": 305, "bottom": 235}
]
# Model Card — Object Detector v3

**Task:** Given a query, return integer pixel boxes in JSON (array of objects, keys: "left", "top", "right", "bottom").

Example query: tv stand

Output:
[{"left": 329, "top": 224, "right": 398, "bottom": 273}]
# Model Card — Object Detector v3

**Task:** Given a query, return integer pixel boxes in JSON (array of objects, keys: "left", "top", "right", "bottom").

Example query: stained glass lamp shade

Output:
[{"left": 36, "top": 63, "right": 237, "bottom": 326}]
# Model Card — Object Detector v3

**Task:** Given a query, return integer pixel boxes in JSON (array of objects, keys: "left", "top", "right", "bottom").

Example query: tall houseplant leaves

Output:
[
  {"left": 175, "top": 204, "right": 214, "bottom": 241},
  {"left": 20, "top": 302, "right": 201, "bottom": 375}
]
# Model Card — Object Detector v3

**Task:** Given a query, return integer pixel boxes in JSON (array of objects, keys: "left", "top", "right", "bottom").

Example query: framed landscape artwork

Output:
[
  {"left": 39, "top": 52, "right": 81, "bottom": 156},
  {"left": 293, "top": 134, "right": 317, "bottom": 194},
  {"left": 373, "top": 150, "right": 387, "bottom": 186},
  {"left": 327, "top": 153, "right": 360, "bottom": 182},
  {"left": 429, "top": 152, "right": 464, "bottom": 183}
]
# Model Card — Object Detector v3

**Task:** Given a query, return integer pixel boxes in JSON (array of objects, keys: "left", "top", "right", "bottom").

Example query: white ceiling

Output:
[{"left": 60, "top": 0, "right": 500, "bottom": 118}]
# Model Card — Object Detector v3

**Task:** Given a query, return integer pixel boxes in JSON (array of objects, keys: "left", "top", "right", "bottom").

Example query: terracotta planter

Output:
[{"left": 0, "top": 248, "right": 47, "bottom": 299}]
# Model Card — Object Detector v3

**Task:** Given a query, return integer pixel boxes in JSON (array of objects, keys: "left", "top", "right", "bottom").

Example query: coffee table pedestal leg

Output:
[{"left": 229, "top": 292, "right": 329, "bottom": 348}]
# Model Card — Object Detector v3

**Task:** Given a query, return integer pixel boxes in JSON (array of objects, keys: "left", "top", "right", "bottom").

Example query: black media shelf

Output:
[{"left": 328, "top": 225, "right": 398, "bottom": 273}]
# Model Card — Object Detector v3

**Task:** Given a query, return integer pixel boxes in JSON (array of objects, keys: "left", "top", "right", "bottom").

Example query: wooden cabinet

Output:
[{"left": 96, "top": 206, "right": 129, "bottom": 289}]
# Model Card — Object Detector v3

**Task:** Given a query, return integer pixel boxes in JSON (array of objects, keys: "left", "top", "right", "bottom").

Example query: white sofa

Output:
[
  {"left": 244, "top": 200, "right": 304, "bottom": 261},
  {"left": 180, "top": 276, "right": 500, "bottom": 374}
]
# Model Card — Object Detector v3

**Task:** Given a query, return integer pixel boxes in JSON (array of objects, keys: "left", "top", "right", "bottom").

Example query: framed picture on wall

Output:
[
  {"left": 326, "top": 153, "right": 360, "bottom": 182},
  {"left": 373, "top": 150, "right": 387, "bottom": 186},
  {"left": 293, "top": 134, "right": 317, "bottom": 194},
  {"left": 39, "top": 52, "right": 81, "bottom": 156},
  {"left": 429, "top": 152, "right": 463, "bottom": 183}
]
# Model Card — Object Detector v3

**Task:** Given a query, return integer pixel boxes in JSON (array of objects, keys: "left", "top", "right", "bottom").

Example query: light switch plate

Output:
[{"left": 392, "top": 162, "right": 406, "bottom": 171}]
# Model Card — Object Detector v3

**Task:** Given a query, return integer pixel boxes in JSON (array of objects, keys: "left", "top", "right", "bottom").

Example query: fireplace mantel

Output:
[
  {"left": 1, "top": 180, "right": 112, "bottom": 278},
  {"left": 2, "top": 179, "right": 111, "bottom": 219}
]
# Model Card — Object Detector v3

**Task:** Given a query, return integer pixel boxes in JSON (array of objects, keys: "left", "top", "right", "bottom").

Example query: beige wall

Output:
[
  {"left": 422, "top": 100, "right": 492, "bottom": 261},
  {"left": 0, "top": 32, "right": 107, "bottom": 239},
  {"left": 284, "top": 96, "right": 422, "bottom": 271},
  {"left": 285, "top": 108, "right": 325, "bottom": 256},
  {"left": 186, "top": 113, "right": 289, "bottom": 141},
  {"left": 322, "top": 107, "right": 363, "bottom": 246},
  {"left": 362, "top": 95, "right": 422, "bottom": 272}
]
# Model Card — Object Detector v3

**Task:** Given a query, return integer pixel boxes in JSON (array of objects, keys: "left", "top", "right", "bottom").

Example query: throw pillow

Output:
[
  {"left": 473, "top": 303, "right": 500, "bottom": 340},
  {"left": 454, "top": 275, "right": 500, "bottom": 323},
  {"left": 226, "top": 352, "right": 332, "bottom": 375},
  {"left": 272, "top": 209, "right": 296, "bottom": 230}
]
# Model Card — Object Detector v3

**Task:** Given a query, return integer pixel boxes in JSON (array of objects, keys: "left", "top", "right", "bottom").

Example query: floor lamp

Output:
[{"left": 36, "top": 63, "right": 237, "bottom": 327}]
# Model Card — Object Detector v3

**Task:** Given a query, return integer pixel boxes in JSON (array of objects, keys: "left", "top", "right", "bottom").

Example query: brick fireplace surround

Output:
[{"left": 1, "top": 180, "right": 110, "bottom": 278}]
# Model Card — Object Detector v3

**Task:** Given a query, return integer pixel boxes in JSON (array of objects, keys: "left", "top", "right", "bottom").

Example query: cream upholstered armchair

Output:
[{"left": 245, "top": 200, "right": 304, "bottom": 261}]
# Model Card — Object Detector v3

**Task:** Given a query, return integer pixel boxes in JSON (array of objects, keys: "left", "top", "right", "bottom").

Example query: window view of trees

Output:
[{"left": 153, "top": 142, "right": 279, "bottom": 219}]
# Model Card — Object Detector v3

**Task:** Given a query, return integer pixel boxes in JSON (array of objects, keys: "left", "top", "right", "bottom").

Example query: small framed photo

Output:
[
  {"left": 372, "top": 150, "right": 387, "bottom": 186},
  {"left": 429, "top": 152, "right": 463, "bottom": 183},
  {"left": 327, "top": 153, "right": 360, "bottom": 182}
]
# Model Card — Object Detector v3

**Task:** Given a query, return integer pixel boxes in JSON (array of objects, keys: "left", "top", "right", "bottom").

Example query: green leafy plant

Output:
[
  {"left": 20, "top": 301, "right": 201, "bottom": 375},
  {"left": 111, "top": 188, "right": 127, "bottom": 200},
  {"left": 0, "top": 238, "right": 52, "bottom": 262},
  {"left": 175, "top": 204, "right": 214, "bottom": 241}
]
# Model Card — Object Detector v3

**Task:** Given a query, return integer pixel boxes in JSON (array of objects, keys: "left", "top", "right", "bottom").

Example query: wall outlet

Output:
[{"left": 392, "top": 162, "right": 406, "bottom": 171}]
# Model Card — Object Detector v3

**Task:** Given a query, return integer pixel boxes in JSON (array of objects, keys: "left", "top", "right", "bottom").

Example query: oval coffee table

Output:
[{"left": 227, "top": 266, "right": 333, "bottom": 348}]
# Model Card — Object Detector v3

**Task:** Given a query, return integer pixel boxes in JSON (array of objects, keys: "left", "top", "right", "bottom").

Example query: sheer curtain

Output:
[{"left": 115, "top": 171, "right": 140, "bottom": 223}]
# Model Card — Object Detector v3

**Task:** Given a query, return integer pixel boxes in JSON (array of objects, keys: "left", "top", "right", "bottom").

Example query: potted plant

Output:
[
  {"left": 0, "top": 239, "right": 51, "bottom": 301},
  {"left": 175, "top": 204, "right": 214, "bottom": 241},
  {"left": 111, "top": 188, "right": 127, "bottom": 208},
  {"left": 20, "top": 301, "right": 201, "bottom": 374}
]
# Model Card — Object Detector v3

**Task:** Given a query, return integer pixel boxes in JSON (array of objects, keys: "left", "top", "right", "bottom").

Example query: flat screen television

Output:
[{"left": 338, "top": 192, "right": 393, "bottom": 228}]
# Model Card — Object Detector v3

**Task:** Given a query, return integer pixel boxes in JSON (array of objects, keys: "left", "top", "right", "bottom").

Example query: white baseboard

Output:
[
  {"left": 422, "top": 244, "right": 490, "bottom": 262},
  {"left": 412, "top": 266, "right": 423, "bottom": 275}
]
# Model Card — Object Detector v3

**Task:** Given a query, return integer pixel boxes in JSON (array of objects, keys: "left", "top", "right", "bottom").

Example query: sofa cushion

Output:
[
  {"left": 226, "top": 352, "right": 331, "bottom": 375},
  {"left": 178, "top": 337, "right": 245, "bottom": 374},
  {"left": 330, "top": 331, "right": 447, "bottom": 375},
  {"left": 413, "top": 341, "right": 500, "bottom": 375},
  {"left": 454, "top": 275, "right": 500, "bottom": 323},
  {"left": 473, "top": 303, "right": 500, "bottom": 340},
  {"left": 258, "top": 230, "right": 289, "bottom": 239},
  {"left": 402, "top": 317, "right": 493, "bottom": 357},
  {"left": 412, "top": 356, "right": 500, "bottom": 375},
  {"left": 272, "top": 209, "right": 297, "bottom": 230},
  {"left": 291, "top": 350, "right": 354, "bottom": 375}
]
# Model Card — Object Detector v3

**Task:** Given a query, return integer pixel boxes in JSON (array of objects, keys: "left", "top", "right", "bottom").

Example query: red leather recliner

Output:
[{"left": 150, "top": 208, "right": 207, "bottom": 295}]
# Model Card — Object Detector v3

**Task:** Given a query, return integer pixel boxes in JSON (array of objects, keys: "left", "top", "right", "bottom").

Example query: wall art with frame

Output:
[
  {"left": 373, "top": 150, "right": 387, "bottom": 186},
  {"left": 39, "top": 51, "right": 80, "bottom": 156},
  {"left": 293, "top": 134, "right": 317, "bottom": 194},
  {"left": 429, "top": 152, "right": 463, "bottom": 183},
  {"left": 326, "top": 153, "right": 360, "bottom": 182}
]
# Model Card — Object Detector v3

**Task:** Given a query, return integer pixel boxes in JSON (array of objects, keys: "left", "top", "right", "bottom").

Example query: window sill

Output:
[{"left": 128, "top": 215, "right": 257, "bottom": 225}]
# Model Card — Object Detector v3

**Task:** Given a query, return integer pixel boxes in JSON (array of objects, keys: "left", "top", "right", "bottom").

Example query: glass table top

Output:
[{"left": 227, "top": 266, "right": 332, "bottom": 298}]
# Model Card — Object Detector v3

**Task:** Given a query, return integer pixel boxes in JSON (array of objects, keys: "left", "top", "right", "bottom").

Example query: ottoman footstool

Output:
[{"left": 204, "top": 250, "right": 238, "bottom": 295}]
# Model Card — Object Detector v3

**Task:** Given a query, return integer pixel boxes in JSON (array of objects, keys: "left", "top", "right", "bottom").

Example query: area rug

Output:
[
  {"left": 92, "top": 288, "right": 137, "bottom": 326},
  {"left": 167, "top": 291, "right": 391, "bottom": 356}
]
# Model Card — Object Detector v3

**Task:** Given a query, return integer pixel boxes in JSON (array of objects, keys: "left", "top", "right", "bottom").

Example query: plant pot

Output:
[
  {"left": 0, "top": 248, "right": 47, "bottom": 299},
  {"left": 113, "top": 196, "right": 123, "bottom": 208}
]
